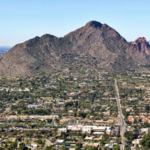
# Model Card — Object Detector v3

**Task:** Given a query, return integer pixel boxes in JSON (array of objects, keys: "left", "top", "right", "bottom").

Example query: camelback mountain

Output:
[{"left": 0, "top": 21, "right": 150, "bottom": 77}]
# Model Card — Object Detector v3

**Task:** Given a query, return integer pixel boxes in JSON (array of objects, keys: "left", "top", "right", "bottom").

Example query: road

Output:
[
  {"left": 43, "top": 139, "right": 52, "bottom": 150},
  {"left": 115, "top": 79, "right": 126, "bottom": 150}
]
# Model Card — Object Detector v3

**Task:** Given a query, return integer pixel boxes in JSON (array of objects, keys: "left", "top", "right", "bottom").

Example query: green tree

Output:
[
  {"left": 76, "top": 143, "right": 82, "bottom": 149},
  {"left": 145, "top": 105, "right": 150, "bottom": 112},
  {"left": 19, "top": 142, "right": 27, "bottom": 150},
  {"left": 86, "top": 147, "right": 98, "bottom": 150},
  {"left": 114, "top": 145, "right": 120, "bottom": 150},
  {"left": 78, "top": 112, "right": 86, "bottom": 118},
  {"left": 9, "top": 141, "right": 17, "bottom": 150},
  {"left": 75, "top": 148, "right": 81, "bottom": 150},
  {"left": 36, "top": 139, "right": 43, "bottom": 144},
  {"left": 75, "top": 101, "right": 78, "bottom": 107},
  {"left": 59, "top": 145, "right": 69, "bottom": 150},
  {"left": 145, "top": 140, "right": 150, "bottom": 149},
  {"left": 61, "top": 132, "right": 66, "bottom": 139},
  {"left": 45, "top": 146, "right": 51, "bottom": 150},
  {"left": 81, "top": 133, "right": 86, "bottom": 139}
]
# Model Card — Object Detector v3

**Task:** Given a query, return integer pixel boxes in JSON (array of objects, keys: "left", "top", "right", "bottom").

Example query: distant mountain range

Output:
[
  {"left": 0, "top": 46, "right": 12, "bottom": 57},
  {"left": 0, "top": 21, "right": 150, "bottom": 77}
]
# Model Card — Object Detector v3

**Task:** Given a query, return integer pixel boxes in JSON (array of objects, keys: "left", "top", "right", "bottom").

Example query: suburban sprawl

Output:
[{"left": 1, "top": 69, "right": 150, "bottom": 150}]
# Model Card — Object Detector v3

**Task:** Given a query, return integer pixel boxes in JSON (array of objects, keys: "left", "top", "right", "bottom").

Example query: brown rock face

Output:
[
  {"left": 85, "top": 21, "right": 103, "bottom": 28},
  {"left": 129, "top": 37, "right": 150, "bottom": 55},
  {"left": 0, "top": 20, "right": 150, "bottom": 77},
  {"left": 101, "top": 24, "right": 111, "bottom": 30}
]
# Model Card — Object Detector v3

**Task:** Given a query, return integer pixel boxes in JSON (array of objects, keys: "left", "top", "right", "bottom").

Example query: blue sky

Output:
[{"left": 0, "top": 0, "right": 150, "bottom": 46}]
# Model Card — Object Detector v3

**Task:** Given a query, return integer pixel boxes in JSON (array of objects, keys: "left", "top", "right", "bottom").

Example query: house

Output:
[
  {"left": 82, "top": 127, "right": 91, "bottom": 134},
  {"left": 126, "top": 107, "right": 133, "bottom": 112},
  {"left": 92, "top": 126, "right": 106, "bottom": 132},
  {"left": 140, "top": 113, "right": 148, "bottom": 116},
  {"left": 95, "top": 120, "right": 106, "bottom": 124},
  {"left": 56, "top": 139, "right": 64, "bottom": 149},
  {"left": 57, "top": 128, "right": 67, "bottom": 133},
  {"left": 60, "top": 118, "right": 69, "bottom": 124},
  {"left": 128, "top": 116, "right": 134, "bottom": 123},
  {"left": 79, "top": 82, "right": 87, "bottom": 87},
  {"left": 103, "top": 110, "right": 111, "bottom": 116},
  {"left": 57, "top": 102, "right": 64, "bottom": 105},
  {"left": 70, "top": 127, "right": 81, "bottom": 132},
  {"left": 73, "top": 78, "right": 78, "bottom": 81},
  {"left": 106, "top": 127, "right": 111, "bottom": 135},
  {"left": 68, "top": 110, "right": 73, "bottom": 113},
  {"left": 140, "top": 128, "right": 148, "bottom": 134},
  {"left": 28, "top": 104, "right": 39, "bottom": 108},
  {"left": 83, "top": 142, "right": 99, "bottom": 147},
  {"left": 84, "top": 136, "right": 94, "bottom": 140},
  {"left": 94, "top": 136, "right": 103, "bottom": 140},
  {"left": 132, "top": 138, "right": 142, "bottom": 145},
  {"left": 68, "top": 92, "right": 78, "bottom": 97},
  {"left": 127, "top": 126, "right": 134, "bottom": 132},
  {"left": 108, "top": 119, "right": 114, "bottom": 123},
  {"left": 31, "top": 144, "right": 38, "bottom": 148},
  {"left": 56, "top": 139, "right": 64, "bottom": 143},
  {"left": 105, "top": 144, "right": 113, "bottom": 149},
  {"left": 93, "top": 132, "right": 104, "bottom": 135},
  {"left": 128, "top": 115, "right": 150, "bottom": 124}
]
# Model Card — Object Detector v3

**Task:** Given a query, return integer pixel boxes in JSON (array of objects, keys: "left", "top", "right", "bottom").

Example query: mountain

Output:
[
  {"left": 0, "top": 21, "right": 150, "bottom": 77},
  {"left": 0, "top": 46, "right": 12, "bottom": 57},
  {"left": 129, "top": 37, "right": 150, "bottom": 55}
]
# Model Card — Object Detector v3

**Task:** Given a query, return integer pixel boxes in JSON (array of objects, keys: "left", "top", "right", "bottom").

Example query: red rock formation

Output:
[{"left": 129, "top": 37, "right": 150, "bottom": 55}]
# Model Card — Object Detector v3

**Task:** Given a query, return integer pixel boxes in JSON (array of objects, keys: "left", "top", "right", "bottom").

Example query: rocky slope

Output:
[{"left": 0, "top": 21, "right": 150, "bottom": 77}]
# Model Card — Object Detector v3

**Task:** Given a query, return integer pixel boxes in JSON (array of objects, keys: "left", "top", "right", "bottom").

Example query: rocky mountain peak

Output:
[
  {"left": 133, "top": 37, "right": 148, "bottom": 44},
  {"left": 85, "top": 21, "right": 102, "bottom": 28},
  {"left": 85, "top": 21, "right": 111, "bottom": 31},
  {"left": 129, "top": 37, "right": 150, "bottom": 54}
]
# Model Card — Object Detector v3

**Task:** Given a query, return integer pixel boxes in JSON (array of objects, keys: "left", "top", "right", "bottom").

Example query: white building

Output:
[{"left": 57, "top": 128, "right": 67, "bottom": 133}]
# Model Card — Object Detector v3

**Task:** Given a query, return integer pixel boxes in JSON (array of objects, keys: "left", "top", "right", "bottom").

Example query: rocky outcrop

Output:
[{"left": 129, "top": 37, "right": 150, "bottom": 55}]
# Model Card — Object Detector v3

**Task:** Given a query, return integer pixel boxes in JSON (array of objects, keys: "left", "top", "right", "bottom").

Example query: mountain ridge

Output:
[{"left": 0, "top": 21, "right": 150, "bottom": 77}]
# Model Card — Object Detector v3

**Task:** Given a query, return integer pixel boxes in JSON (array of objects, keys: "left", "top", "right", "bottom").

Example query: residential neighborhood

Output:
[{"left": 1, "top": 70, "right": 150, "bottom": 150}]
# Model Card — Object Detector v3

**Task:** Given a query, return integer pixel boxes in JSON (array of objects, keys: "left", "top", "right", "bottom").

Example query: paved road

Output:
[
  {"left": 43, "top": 139, "right": 52, "bottom": 150},
  {"left": 115, "top": 79, "right": 126, "bottom": 150}
]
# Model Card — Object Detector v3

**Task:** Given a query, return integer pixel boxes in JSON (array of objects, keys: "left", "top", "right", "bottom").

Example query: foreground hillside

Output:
[{"left": 0, "top": 21, "right": 150, "bottom": 77}]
